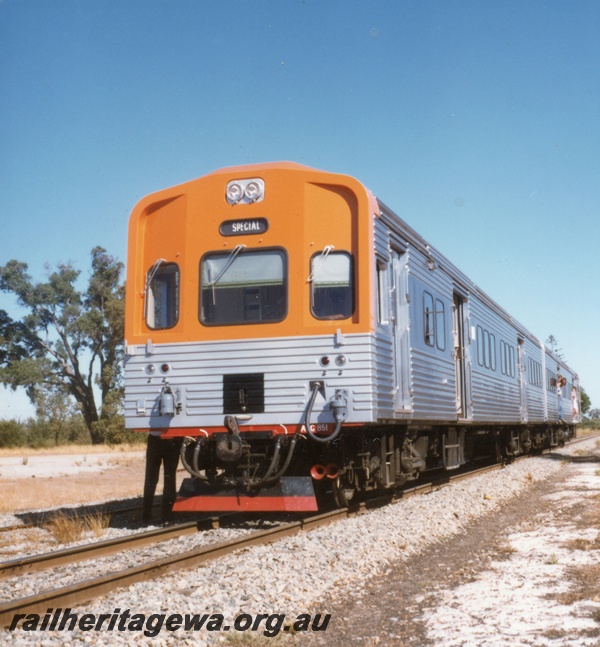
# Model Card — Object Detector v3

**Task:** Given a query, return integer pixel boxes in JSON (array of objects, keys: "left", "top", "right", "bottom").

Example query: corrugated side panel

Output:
[
  {"left": 125, "top": 333, "right": 376, "bottom": 430},
  {"left": 524, "top": 338, "right": 545, "bottom": 422},
  {"left": 374, "top": 214, "right": 459, "bottom": 421},
  {"left": 372, "top": 214, "right": 397, "bottom": 419},
  {"left": 407, "top": 249, "right": 458, "bottom": 420},
  {"left": 544, "top": 349, "right": 577, "bottom": 424},
  {"left": 469, "top": 295, "right": 521, "bottom": 423},
  {"left": 409, "top": 347, "right": 457, "bottom": 419},
  {"left": 372, "top": 333, "right": 395, "bottom": 418}
]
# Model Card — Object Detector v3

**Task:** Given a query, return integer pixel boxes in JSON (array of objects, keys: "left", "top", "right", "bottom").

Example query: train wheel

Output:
[{"left": 332, "top": 476, "right": 356, "bottom": 508}]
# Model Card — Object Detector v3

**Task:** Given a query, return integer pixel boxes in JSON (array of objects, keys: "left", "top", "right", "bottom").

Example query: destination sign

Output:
[{"left": 220, "top": 218, "right": 269, "bottom": 236}]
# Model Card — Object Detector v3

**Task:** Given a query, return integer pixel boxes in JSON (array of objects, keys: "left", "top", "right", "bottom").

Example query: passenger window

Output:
[
  {"left": 483, "top": 329, "right": 490, "bottom": 368},
  {"left": 423, "top": 292, "right": 434, "bottom": 346},
  {"left": 310, "top": 252, "right": 354, "bottom": 320},
  {"left": 477, "top": 326, "right": 484, "bottom": 365},
  {"left": 146, "top": 263, "right": 179, "bottom": 330},
  {"left": 435, "top": 299, "right": 446, "bottom": 351},
  {"left": 376, "top": 260, "right": 389, "bottom": 325}
]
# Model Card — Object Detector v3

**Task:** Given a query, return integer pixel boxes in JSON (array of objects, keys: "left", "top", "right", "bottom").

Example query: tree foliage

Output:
[
  {"left": 580, "top": 387, "right": 591, "bottom": 416},
  {"left": 0, "top": 247, "right": 124, "bottom": 444},
  {"left": 545, "top": 334, "right": 564, "bottom": 360},
  {"left": 0, "top": 416, "right": 90, "bottom": 448}
]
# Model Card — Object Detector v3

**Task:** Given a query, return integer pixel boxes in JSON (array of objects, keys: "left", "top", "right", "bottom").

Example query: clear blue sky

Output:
[{"left": 1, "top": 0, "right": 599, "bottom": 419}]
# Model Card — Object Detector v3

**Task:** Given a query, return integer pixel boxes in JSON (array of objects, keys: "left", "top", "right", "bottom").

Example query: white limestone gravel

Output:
[
  {"left": 421, "top": 441, "right": 600, "bottom": 647},
  {"left": 1, "top": 438, "right": 596, "bottom": 646}
]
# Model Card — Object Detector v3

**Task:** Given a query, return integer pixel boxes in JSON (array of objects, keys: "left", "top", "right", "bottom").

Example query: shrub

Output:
[{"left": 0, "top": 420, "right": 27, "bottom": 447}]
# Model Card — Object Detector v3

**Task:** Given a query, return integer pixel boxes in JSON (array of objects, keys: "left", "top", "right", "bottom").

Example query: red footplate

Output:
[{"left": 172, "top": 476, "right": 319, "bottom": 512}]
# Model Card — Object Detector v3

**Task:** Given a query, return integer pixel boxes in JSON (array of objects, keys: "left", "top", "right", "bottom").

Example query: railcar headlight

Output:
[
  {"left": 145, "top": 364, "right": 156, "bottom": 375},
  {"left": 226, "top": 182, "right": 244, "bottom": 204},
  {"left": 226, "top": 178, "right": 265, "bottom": 205},
  {"left": 335, "top": 355, "right": 347, "bottom": 367},
  {"left": 244, "top": 181, "right": 262, "bottom": 202}
]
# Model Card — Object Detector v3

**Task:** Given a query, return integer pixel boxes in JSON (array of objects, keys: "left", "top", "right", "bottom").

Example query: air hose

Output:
[{"left": 305, "top": 381, "right": 345, "bottom": 444}]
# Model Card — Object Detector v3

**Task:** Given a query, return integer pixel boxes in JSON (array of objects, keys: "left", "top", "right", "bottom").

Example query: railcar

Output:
[{"left": 124, "top": 162, "right": 579, "bottom": 511}]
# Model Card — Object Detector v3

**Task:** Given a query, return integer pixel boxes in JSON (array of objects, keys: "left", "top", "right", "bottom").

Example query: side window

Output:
[
  {"left": 146, "top": 263, "right": 179, "bottom": 330},
  {"left": 499, "top": 340, "right": 515, "bottom": 378},
  {"left": 483, "top": 329, "right": 490, "bottom": 368},
  {"left": 435, "top": 299, "right": 446, "bottom": 351},
  {"left": 376, "top": 260, "right": 390, "bottom": 325},
  {"left": 310, "top": 252, "right": 354, "bottom": 320},
  {"left": 477, "top": 325, "right": 484, "bottom": 366},
  {"left": 423, "top": 292, "right": 434, "bottom": 346},
  {"left": 528, "top": 358, "right": 543, "bottom": 388},
  {"left": 476, "top": 328, "right": 497, "bottom": 373}
]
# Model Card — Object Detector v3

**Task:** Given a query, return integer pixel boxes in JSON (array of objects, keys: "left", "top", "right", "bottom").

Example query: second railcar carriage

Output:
[{"left": 124, "top": 162, "right": 579, "bottom": 511}]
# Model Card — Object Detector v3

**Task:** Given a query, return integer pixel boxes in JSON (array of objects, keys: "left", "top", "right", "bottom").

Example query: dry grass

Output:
[
  {"left": 584, "top": 495, "right": 600, "bottom": 528},
  {"left": 555, "top": 491, "right": 600, "bottom": 612},
  {"left": 496, "top": 540, "right": 517, "bottom": 557},
  {"left": 556, "top": 564, "right": 600, "bottom": 606},
  {"left": 0, "top": 456, "right": 150, "bottom": 513},
  {"left": 45, "top": 511, "right": 112, "bottom": 543},
  {"left": 0, "top": 442, "right": 146, "bottom": 459},
  {"left": 564, "top": 536, "right": 600, "bottom": 552}
]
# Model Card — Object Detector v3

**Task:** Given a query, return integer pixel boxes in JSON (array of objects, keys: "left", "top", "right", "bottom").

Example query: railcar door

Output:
[
  {"left": 452, "top": 293, "right": 470, "bottom": 420},
  {"left": 391, "top": 249, "right": 411, "bottom": 412},
  {"left": 518, "top": 338, "right": 528, "bottom": 422}
]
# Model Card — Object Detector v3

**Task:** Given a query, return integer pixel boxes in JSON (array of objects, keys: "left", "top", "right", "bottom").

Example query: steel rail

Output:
[
  {"left": 0, "top": 461, "right": 532, "bottom": 628},
  {"left": 1, "top": 432, "right": 598, "bottom": 628},
  {"left": 0, "top": 509, "right": 343, "bottom": 628},
  {"left": 0, "top": 519, "right": 217, "bottom": 580}
]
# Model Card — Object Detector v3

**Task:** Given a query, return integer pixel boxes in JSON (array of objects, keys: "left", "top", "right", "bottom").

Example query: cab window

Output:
[
  {"left": 310, "top": 251, "right": 354, "bottom": 320},
  {"left": 146, "top": 263, "right": 179, "bottom": 330},
  {"left": 200, "top": 248, "right": 287, "bottom": 325}
]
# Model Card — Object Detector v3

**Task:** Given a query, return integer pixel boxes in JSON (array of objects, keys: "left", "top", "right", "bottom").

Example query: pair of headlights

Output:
[{"left": 226, "top": 178, "right": 265, "bottom": 205}]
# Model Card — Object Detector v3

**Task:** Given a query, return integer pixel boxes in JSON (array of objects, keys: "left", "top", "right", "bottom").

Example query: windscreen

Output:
[{"left": 200, "top": 249, "right": 287, "bottom": 325}]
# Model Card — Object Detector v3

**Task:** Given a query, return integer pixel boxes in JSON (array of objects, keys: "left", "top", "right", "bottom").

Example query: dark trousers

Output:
[{"left": 143, "top": 434, "right": 182, "bottom": 521}]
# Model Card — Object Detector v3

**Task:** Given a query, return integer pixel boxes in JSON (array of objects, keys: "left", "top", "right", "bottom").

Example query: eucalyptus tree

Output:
[{"left": 0, "top": 247, "right": 124, "bottom": 444}]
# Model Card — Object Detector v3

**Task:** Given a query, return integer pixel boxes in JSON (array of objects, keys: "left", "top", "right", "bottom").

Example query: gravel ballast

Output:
[{"left": 1, "top": 437, "right": 598, "bottom": 646}]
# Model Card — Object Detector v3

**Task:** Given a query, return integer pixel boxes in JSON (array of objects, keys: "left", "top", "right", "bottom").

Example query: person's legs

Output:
[
  {"left": 142, "top": 434, "right": 162, "bottom": 521},
  {"left": 161, "top": 438, "right": 182, "bottom": 520}
]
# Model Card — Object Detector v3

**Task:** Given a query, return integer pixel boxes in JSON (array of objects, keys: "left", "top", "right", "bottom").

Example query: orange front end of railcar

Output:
[
  {"left": 124, "top": 162, "right": 378, "bottom": 511},
  {"left": 125, "top": 162, "right": 376, "bottom": 346}
]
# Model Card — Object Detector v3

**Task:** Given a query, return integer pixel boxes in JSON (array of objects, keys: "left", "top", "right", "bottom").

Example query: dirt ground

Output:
[
  {"left": 306, "top": 447, "right": 600, "bottom": 646},
  {"left": 0, "top": 446, "right": 185, "bottom": 514},
  {"left": 3, "top": 439, "right": 600, "bottom": 645}
]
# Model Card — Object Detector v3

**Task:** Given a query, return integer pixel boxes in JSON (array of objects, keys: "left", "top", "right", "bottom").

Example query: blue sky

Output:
[{"left": 1, "top": 0, "right": 599, "bottom": 418}]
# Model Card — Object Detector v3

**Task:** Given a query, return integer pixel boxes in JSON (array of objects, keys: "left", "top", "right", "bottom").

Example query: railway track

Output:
[
  {"left": 1, "top": 434, "right": 597, "bottom": 629},
  {"left": 0, "top": 516, "right": 225, "bottom": 580},
  {"left": 0, "top": 501, "right": 152, "bottom": 535}
]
